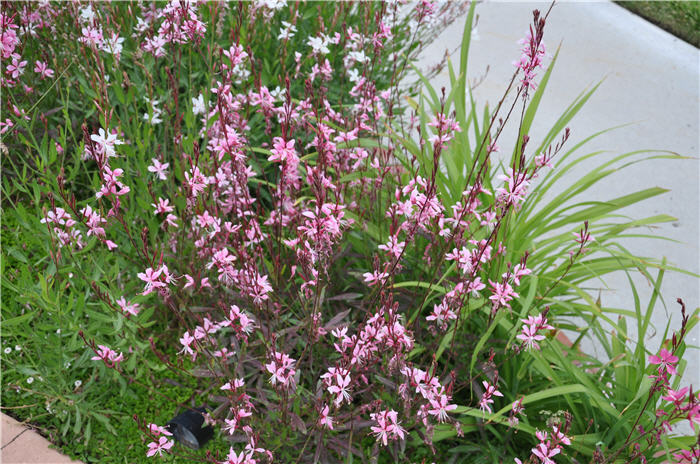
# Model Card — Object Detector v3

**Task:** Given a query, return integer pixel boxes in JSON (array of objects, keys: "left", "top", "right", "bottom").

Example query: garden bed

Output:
[{"left": 1, "top": 2, "right": 698, "bottom": 463}]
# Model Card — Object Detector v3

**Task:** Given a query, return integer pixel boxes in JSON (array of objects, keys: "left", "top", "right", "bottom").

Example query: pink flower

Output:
[
  {"left": 137, "top": 267, "right": 166, "bottom": 295},
  {"left": 147, "top": 158, "right": 169, "bottom": 180},
  {"left": 179, "top": 331, "right": 195, "bottom": 359},
  {"left": 146, "top": 436, "right": 173, "bottom": 457},
  {"left": 319, "top": 404, "right": 334, "bottom": 430},
  {"left": 147, "top": 423, "right": 172, "bottom": 437},
  {"left": 6, "top": 53, "right": 26, "bottom": 78},
  {"left": 221, "top": 448, "right": 256, "bottom": 464},
  {"left": 220, "top": 378, "right": 245, "bottom": 391},
  {"left": 495, "top": 168, "right": 529, "bottom": 208},
  {"left": 516, "top": 314, "right": 552, "bottom": 351},
  {"left": 249, "top": 274, "right": 272, "bottom": 304},
  {"left": 649, "top": 348, "right": 679, "bottom": 376},
  {"left": 370, "top": 409, "right": 406, "bottom": 446},
  {"left": 517, "top": 323, "right": 545, "bottom": 351},
  {"left": 427, "top": 112, "right": 461, "bottom": 149},
  {"left": 378, "top": 235, "right": 406, "bottom": 258},
  {"left": 426, "top": 301, "right": 457, "bottom": 330},
  {"left": 467, "top": 277, "right": 486, "bottom": 297},
  {"left": 265, "top": 351, "right": 296, "bottom": 388},
  {"left": 661, "top": 387, "right": 688, "bottom": 406},
  {"left": 223, "top": 407, "right": 252, "bottom": 435},
  {"left": 488, "top": 280, "right": 519, "bottom": 309},
  {"left": 478, "top": 380, "right": 503, "bottom": 414},
  {"left": 91, "top": 345, "right": 124, "bottom": 368},
  {"left": 116, "top": 297, "right": 140, "bottom": 317},
  {"left": 510, "top": 398, "right": 524, "bottom": 426},
  {"left": 80, "top": 205, "right": 106, "bottom": 238},
  {"left": 79, "top": 25, "right": 103, "bottom": 47},
  {"left": 673, "top": 449, "right": 700, "bottom": 462},
  {"left": 268, "top": 137, "right": 297, "bottom": 163},
  {"left": 165, "top": 214, "right": 178, "bottom": 228},
  {"left": 327, "top": 370, "right": 352, "bottom": 406},
  {"left": 551, "top": 425, "right": 571, "bottom": 446},
  {"left": 96, "top": 165, "right": 130, "bottom": 198},
  {"left": 427, "top": 394, "right": 457, "bottom": 423},
  {"left": 185, "top": 166, "right": 208, "bottom": 197},
  {"left": 152, "top": 197, "right": 174, "bottom": 215},
  {"left": 514, "top": 29, "right": 546, "bottom": 92},
  {"left": 532, "top": 442, "right": 560, "bottom": 464},
  {"left": 509, "top": 263, "right": 532, "bottom": 286},
  {"left": 363, "top": 270, "right": 389, "bottom": 286},
  {"left": 220, "top": 305, "right": 256, "bottom": 339},
  {"left": 33, "top": 61, "right": 54, "bottom": 79},
  {"left": 0, "top": 118, "right": 14, "bottom": 134}
]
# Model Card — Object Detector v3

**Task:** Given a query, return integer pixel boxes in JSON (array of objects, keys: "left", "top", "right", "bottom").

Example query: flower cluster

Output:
[
  {"left": 516, "top": 311, "right": 554, "bottom": 351},
  {"left": 146, "top": 424, "right": 174, "bottom": 458},
  {"left": 90, "top": 344, "right": 124, "bottom": 369},
  {"left": 513, "top": 9, "right": 548, "bottom": 94},
  {"left": 370, "top": 409, "right": 406, "bottom": 446},
  {"left": 40, "top": 207, "right": 84, "bottom": 250}
]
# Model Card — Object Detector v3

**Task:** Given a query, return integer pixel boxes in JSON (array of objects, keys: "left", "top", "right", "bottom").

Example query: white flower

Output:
[
  {"left": 101, "top": 33, "right": 125, "bottom": 55},
  {"left": 192, "top": 94, "right": 206, "bottom": 115},
  {"left": 348, "top": 50, "right": 368, "bottom": 63},
  {"left": 14, "top": 345, "right": 21, "bottom": 351},
  {"left": 26, "top": 377, "right": 34, "bottom": 384},
  {"left": 90, "top": 128, "right": 123, "bottom": 159},
  {"left": 278, "top": 21, "right": 297, "bottom": 41},
  {"left": 4, "top": 347, "right": 11, "bottom": 354},
  {"left": 258, "top": 0, "right": 286, "bottom": 10},
  {"left": 74, "top": 380, "right": 82, "bottom": 388},
  {"left": 308, "top": 36, "right": 330, "bottom": 55},
  {"left": 79, "top": 5, "right": 95, "bottom": 23},
  {"left": 270, "top": 86, "right": 286, "bottom": 101},
  {"left": 134, "top": 17, "right": 149, "bottom": 34},
  {"left": 347, "top": 68, "right": 360, "bottom": 83},
  {"left": 143, "top": 99, "right": 163, "bottom": 125}
]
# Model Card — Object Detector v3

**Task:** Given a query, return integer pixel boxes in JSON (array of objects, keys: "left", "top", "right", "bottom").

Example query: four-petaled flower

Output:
[
  {"left": 649, "top": 348, "right": 679, "bottom": 376},
  {"left": 427, "top": 394, "right": 457, "bottom": 423},
  {"left": 146, "top": 436, "right": 174, "bottom": 457},
  {"left": 148, "top": 158, "right": 170, "bottom": 180}
]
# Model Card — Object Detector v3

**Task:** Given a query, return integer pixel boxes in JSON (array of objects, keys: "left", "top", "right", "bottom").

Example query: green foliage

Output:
[
  {"left": 1, "top": 2, "right": 456, "bottom": 460},
  {"left": 385, "top": 4, "right": 698, "bottom": 462},
  {"left": 2, "top": 351, "right": 228, "bottom": 463},
  {"left": 617, "top": 1, "right": 700, "bottom": 48}
]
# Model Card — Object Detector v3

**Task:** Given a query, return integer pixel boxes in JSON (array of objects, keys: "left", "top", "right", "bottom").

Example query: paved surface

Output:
[
  {"left": 1, "top": 414, "right": 80, "bottom": 463},
  {"left": 421, "top": 1, "right": 699, "bottom": 385}
]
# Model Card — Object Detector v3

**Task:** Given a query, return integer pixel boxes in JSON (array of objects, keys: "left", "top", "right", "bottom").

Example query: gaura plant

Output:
[{"left": 1, "top": 1, "right": 698, "bottom": 463}]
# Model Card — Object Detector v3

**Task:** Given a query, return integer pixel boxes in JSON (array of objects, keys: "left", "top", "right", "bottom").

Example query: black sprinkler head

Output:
[{"left": 166, "top": 406, "right": 213, "bottom": 450}]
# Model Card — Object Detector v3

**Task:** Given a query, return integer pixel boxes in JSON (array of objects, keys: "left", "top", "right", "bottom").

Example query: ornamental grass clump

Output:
[{"left": 1, "top": 1, "right": 698, "bottom": 463}]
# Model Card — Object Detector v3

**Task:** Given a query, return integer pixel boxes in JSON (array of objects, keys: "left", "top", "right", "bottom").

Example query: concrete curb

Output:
[{"left": 1, "top": 414, "right": 83, "bottom": 464}]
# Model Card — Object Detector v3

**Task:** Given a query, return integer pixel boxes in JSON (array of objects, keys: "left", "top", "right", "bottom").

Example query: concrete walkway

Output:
[
  {"left": 421, "top": 1, "right": 699, "bottom": 382},
  {"left": 1, "top": 414, "right": 80, "bottom": 463}
]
